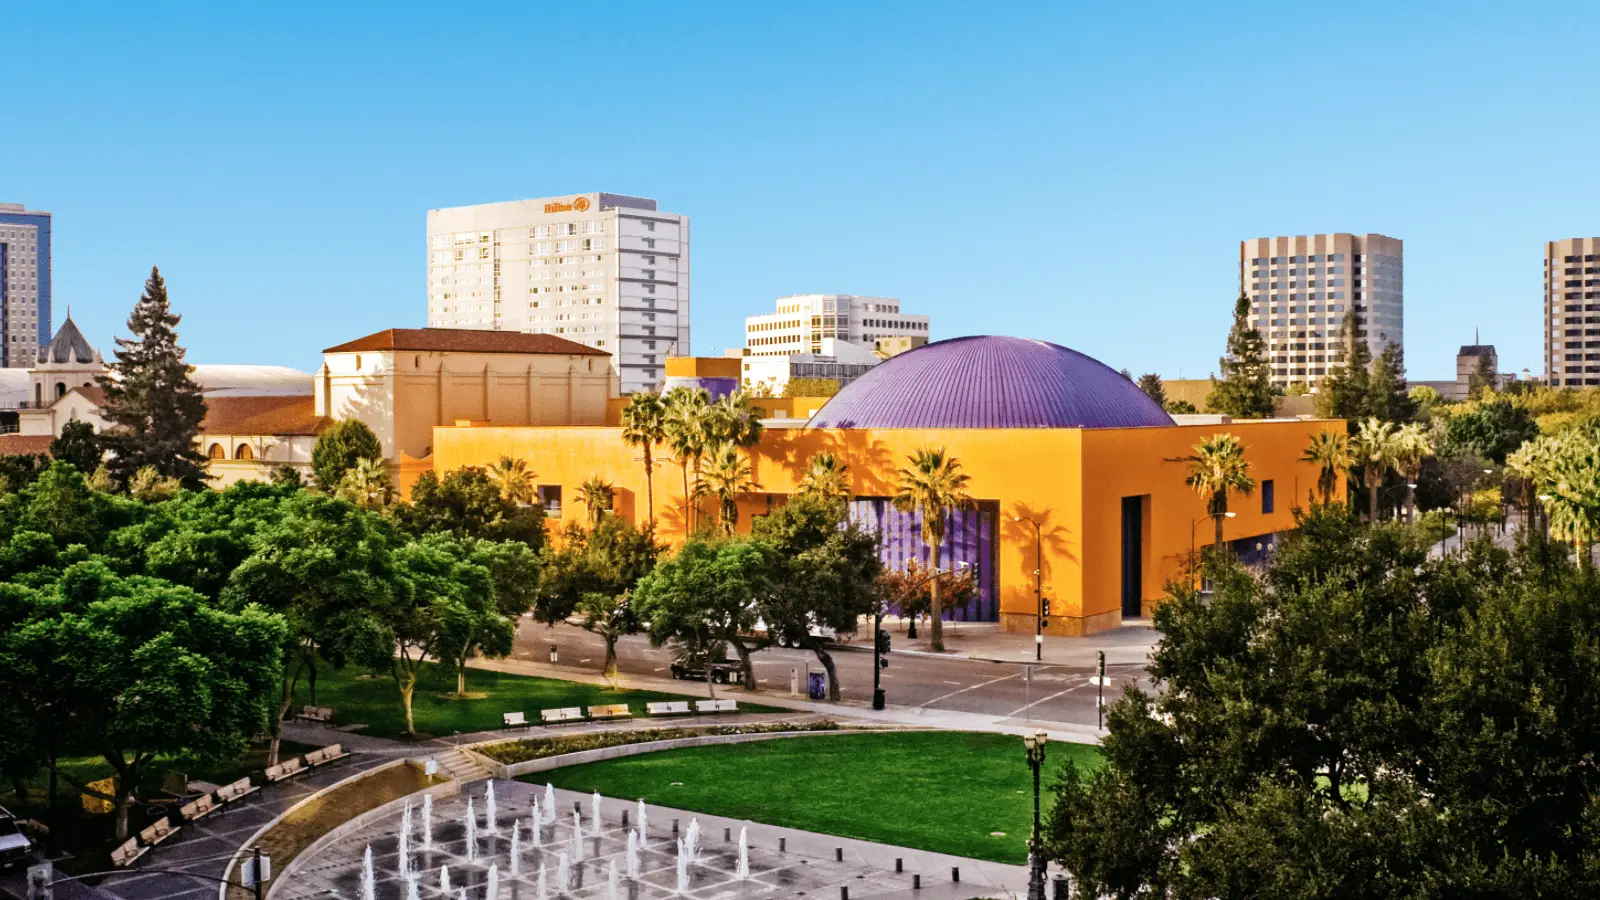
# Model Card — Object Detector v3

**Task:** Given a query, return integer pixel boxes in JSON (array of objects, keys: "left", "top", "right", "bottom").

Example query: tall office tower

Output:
[
  {"left": 426, "top": 193, "right": 689, "bottom": 393},
  {"left": 1238, "top": 233, "right": 1403, "bottom": 389},
  {"left": 1545, "top": 238, "right": 1600, "bottom": 387},
  {"left": 743, "top": 294, "right": 929, "bottom": 357},
  {"left": 0, "top": 203, "right": 51, "bottom": 369}
]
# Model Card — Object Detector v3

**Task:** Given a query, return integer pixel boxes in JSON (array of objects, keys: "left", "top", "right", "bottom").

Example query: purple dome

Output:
[{"left": 808, "top": 336, "right": 1174, "bottom": 430}]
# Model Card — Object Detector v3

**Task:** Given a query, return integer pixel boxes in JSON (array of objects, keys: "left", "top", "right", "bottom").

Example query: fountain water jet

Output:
[
  {"left": 592, "top": 791, "right": 603, "bottom": 836},
  {"left": 405, "top": 874, "right": 420, "bottom": 900},
  {"left": 537, "top": 862, "right": 548, "bottom": 900},
  {"left": 422, "top": 794, "right": 434, "bottom": 850},
  {"left": 486, "top": 782, "right": 499, "bottom": 836},
  {"left": 684, "top": 818, "right": 701, "bottom": 866},
  {"left": 675, "top": 838, "right": 689, "bottom": 894},
  {"left": 487, "top": 862, "right": 499, "bottom": 900},
  {"left": 626, "top": 831, "right": 641, "bottom": 881},
  {"left": 543, "top": 783, "right": 557, "bottom": 824},
  {"left": 737, "top": 826, "right": 749, "bottom": 880},
  {"left": 458, "top": 890, "right": 468, "bottom": 900},
  {"left": 510, "top": 824, "right": 521, "bottom": 877},
  {"left": 531, "top": 812, "right": 542, "bottom": 847},
  {"left": 466, "top": 797, "right": 479, "bottom": 863},
  {"left": 556, "top": 851, "right": 572, "bottom": 895},
  {"left": 361, "top": 844, "right": 375, "bottom": 900},
  {"left": 397, "top": 810, "right": 411, "bottom": 880},
  {"left": 439, "top": 864, "right": 451, "bottom": 895},
  {"left": 607, "top": 859, "right": 619, "bottom": 900},
  {"left": 571, "top": 811, "right": 585, "bottom": 862},
  {"left": 636, "top": 799, "right": 648, "bottom": 851}
]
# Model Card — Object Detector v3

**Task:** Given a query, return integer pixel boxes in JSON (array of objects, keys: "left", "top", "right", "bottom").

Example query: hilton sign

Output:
[{"left": 543, "top": 197, "right": 592, "bottom": 214}]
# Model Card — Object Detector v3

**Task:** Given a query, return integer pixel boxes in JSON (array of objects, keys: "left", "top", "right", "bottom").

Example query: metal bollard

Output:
[
  {"left": 841, "top": 888, "right": 849, "bottom": 900},
  {"left": 779, "top": 837, "right": 787, "bottom": 852},
  {"left": 895, "top": 858, "right": 903, "bottom": 873},
  {"left": 673, "top": 818, "right": 680, "bottom": 836},
  {"left": 836, "top": 847, "right": 843, "bottom": 862},
  {"left": 1052, "top": 874, "right": 1068, "bottom": 900},
  {"left": 913, "top": 874, "right": 921, "bottom": 890},
  {"left": 952, "top": 867, "right": 960, "bottom": 883},
  {"left": 724, "top": 827, "right": 731, "bottom": 842},
  {"left": 622, "top": 811, "right": 629, "bottom": 828},
  {"left": 550, "top": 645, "right": 558, "bottom": 663}
]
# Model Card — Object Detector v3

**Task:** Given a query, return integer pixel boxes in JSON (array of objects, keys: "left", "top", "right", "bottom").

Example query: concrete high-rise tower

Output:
[
  {"left": 1545, "top": 238, "right": 1600, "bottom": 387},
  {"left": 0, "top": 203, "right": 52, "bottom": 369}
]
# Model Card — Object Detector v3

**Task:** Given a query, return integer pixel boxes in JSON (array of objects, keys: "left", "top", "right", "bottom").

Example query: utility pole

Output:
[{"left": 1096, "top": 651, "right": 1106, "bottom": 730}]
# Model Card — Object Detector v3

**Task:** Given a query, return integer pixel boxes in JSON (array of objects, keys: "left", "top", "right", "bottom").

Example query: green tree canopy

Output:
[
  {"left": 50, "top": 420, "right": 103, "bottom": 475},
  {"left": 1206, "top": 293, "right": 1277, "bottom": 419},
  {"left": 395, "top": 466, "right": 547, "bottom": 548},
  {"left": 1444, "top": 397, "right": 1540, "bottom": 464},
  {"left": 784, "top": 377, "right": 840, "bottom": 398},
  {"left": 1136, "top": 374, "right": 1167, "bottom": 408},
  {"left": 533, "top": 518, "right": 662, "bottom": 678},
  {"left": 311, "top": 419, "right": 383, "bottom": 492},
  {"left": 633, "top": 536, "right": 773, "bottom": 690},
  {"left": 1316, "top": 309, "right": 1373, "bottom": 420}
]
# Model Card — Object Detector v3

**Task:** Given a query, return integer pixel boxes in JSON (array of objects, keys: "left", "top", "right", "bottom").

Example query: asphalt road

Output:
[{"left": 512, "top": 620, "right": 1152, "bottom": 730}]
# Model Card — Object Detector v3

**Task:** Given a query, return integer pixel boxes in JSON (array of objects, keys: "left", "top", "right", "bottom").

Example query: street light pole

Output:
[
  {"left": 1023, "top": 731, "right": 1048, "bottom": 900},
  {"left": 1016, "top": 516, "right": 1044, "bottom": 661}
]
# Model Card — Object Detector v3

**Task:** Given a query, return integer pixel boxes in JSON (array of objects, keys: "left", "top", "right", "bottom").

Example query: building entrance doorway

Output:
[{"left": 1121, "top": 496, "right": 1145, "bottom": 618}]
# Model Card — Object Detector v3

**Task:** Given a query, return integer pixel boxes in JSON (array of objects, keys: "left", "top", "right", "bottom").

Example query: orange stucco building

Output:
[{"left": 429, "top": 336, "right": 1341, "bottom": 636}]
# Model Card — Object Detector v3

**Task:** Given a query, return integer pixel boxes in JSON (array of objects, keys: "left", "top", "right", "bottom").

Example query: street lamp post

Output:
[
  {"left": 1023, "top": 731, "right": 1049, "bottom": 900},
  {"left": 1188, "top": 511, "right": 1237, "bottom": 588},
  {"left": 1016, "top": 516, "right": 1044, "bottom": 661}
]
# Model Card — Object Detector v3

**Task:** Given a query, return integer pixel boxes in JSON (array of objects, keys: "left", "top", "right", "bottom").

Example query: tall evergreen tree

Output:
[
  {"left": 1316, "top": 308, "right": 1372, "bottom": 420},
  {"left": 99, "top": 267, "right": 208, "bottom": 486},
  {"left": 1136, "top": 373, "right": 1167, "bottom": 408},
  {"left": 1206, "top": 293, "right": 1277, "bottom": 418},
  {"left": 1468, "top": 351, "right": 1497, "bottom": 398},
  {"left": 1366, "top": 344, "right": 1416, "bottom": 423}
]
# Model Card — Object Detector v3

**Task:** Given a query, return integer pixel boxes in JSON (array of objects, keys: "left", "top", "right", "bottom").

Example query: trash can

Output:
[{"left": 807, "top": 672, "right": 827, "bottom": 700}]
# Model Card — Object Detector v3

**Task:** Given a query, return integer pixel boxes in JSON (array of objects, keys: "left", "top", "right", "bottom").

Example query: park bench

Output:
[
  {"left": 694, "top": 699, "right": 739, "bottom": 715},
  {"left": 539, "top": 707, "right": 588, "bottom": 725},
  {"left": 304, "top": 744, "right": 350, "bottom": 768},
  {"left": 646, "top": 701, "right": 693, "bottom": 716},
  {"left": 178, "top": 793, "right": 218, "bottom": 822},
  {"left": 214, "top": 777, "right": 257, "bottom": 805},
  {"left": 110, "top": 836, "right": 148, "bottom": 868},
  {"left": 502, "top": 711, "right": 528, "bottom": 729},
  {"left": 297, "top": 705, "right": 334, "bottom": 723},
  {"left": 138, "top": 818, "right": 178, "bottom": 849},
  {"left": 263, "top": 757, "right": 306, "bottom": 783},
  {"left": 587, "top": 703, "right": 633, "bottom": 720}
]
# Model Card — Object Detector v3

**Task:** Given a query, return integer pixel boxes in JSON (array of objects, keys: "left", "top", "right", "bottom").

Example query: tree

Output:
[
  {"left": 272, "top": 465, "right": 305, "bottom": 489},
  {"left": 1391, "top": 422, "right": 1435, "bottom": 522},
  {"left": 49, "top": 420, "right": 102, "bottom": 475},
  {"left": 893, "top": 447, "right": 972, "bottom": 653},
  {"left": 1468, "top": 351, "right": 1497, "bottom": 398},
  {"left": 796, "top": 452, "right": 851, "bottom": 507},
  {"left": 43, "top": 562, "right": 285, "bottom": 839},
  {"left": 1514, "top": 421, "right": 1600, "bottom": 564},
  {"left": 396, "top": 467, "right": 547, "bottom": 549},
  {"left": 1409, "top": 385, "right": 1444, "bottom": 419},
  {"left": 1316, "top": 309, "right": 1372, "bottom": 420},
  {"left": 1207, "top": 293, "right": 1277, "bottom": 419},
  {"left": 1178, "top": 433, "right": 1254, "bottom": 550},
  {"left": 21, "top": 461, "right": 106, "bottom": 548},
  {"left": 696, "top": 443, "right": 759, "bottom": 534},
  {"left": 336, "top": 456, "right": 392, "bottom": 510},
  {"left": 633, "top": 537, "right": 773, "bottom": 690},
  {"left": 98, "top": 267, "right": 208, "bottom": 486},
  {"left": 706, "top": 391, "right": 765, "bottom": 450},
  {"left": 1046, "top": 506, "right": 1600, "bottom": 898},
  {"left": 1165, "top": 399, "right": 1198, "bottom": 415},
  {"left": 1301, "top": 430, "right": 1354, "bottom": 505},
  {"left": 620, "top": 393, "right": 666, "bottom": 527},
  {"left": 485, "top": 455, "right": 537, "bottom": 506},
  {"left": 1366, "top": 344, "right": 1416, "bottom": 423},
  {"left": 0, "top": 454, "right": 50, "bottom": 495},
  {"left": 128, "top": 466, "right": 181, "bottom": 503},
  {"left": 578, "top": 476, "right": 614, "bottom": 528},
  {"left": 1136, "top": 374, "right": 1167, "bottom": 409},
  {"left": 751, "top": 494, "right": 882, "bottom": 699},
  {"left": 424, "top": 535, "right": 538, "bottom": 696},
  {"left": 784, "top": 377, "right": 840, "bottom": 398},
  {"left": 533, "top": 519, "right": 662, "bottom": 678},
  {"left": 1444, "top": 397, "right": 1539, "bottom": 465},
  {"left": 1351, "top": 417, "right": 1398, "bottom": 521},
  {"left": 663, "top": 387, "right": 712, "bottom": 529},
  {"left": 373, "top": 535, "right": 488, "bottom": 735},
  {"left": 311, "top": 420, "right": 383, "bottom": 493}
]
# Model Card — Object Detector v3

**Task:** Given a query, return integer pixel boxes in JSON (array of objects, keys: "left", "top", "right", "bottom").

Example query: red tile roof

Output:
[
  {"left": 324, "top": 328, "right": 609, "bottom": 356},
  {"left": 0, "top": 435, "right": 55, "bottom": 457},
  {"left": 199, "top": 396, "right": 331, "bottom": 437},
  {"left": 65, "top": 385, "right": 106, "bottom": 407}
]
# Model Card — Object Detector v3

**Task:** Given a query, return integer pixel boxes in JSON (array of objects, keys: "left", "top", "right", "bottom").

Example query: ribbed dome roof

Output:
[
  {"left": 807, "top": 336, "right": 1174, "bottom": 430},
  {"left": 37, "top": 317, "right": 98, "bottom": 365}
]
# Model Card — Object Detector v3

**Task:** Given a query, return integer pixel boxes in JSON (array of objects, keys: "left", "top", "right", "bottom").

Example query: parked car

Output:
[
  {"left": 0, "top": 807, "right": 34, "bottom": 870},
  {"left": 668, "top": 642, "right": 741, "bottom": 683},
  {"left": 750, "top": 617, "right": 851, "bottom": 648}
]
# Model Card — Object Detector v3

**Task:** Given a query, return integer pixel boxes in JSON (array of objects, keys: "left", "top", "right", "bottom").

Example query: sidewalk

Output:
[
  {"left": 467, "top": 656, "right": 1106, "bottom": 745},
  {"left": 868, "top": 620, "right": 1159, "bottom": 667}
]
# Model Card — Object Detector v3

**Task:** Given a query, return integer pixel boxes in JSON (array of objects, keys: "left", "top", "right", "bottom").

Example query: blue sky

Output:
[{"left": 2, "top": 2, "right": 1594, "bottom": 379}]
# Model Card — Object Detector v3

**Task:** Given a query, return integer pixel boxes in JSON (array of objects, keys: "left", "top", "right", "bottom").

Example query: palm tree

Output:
[
  {"left": 1390, "top": 422, "right": 1435, "bottom": 523},
  {"left": 486, "top": 455, "right": 537, "bottom": 506},
  {"left": 1351, "top": 418, "right": 1399, "bottom": 522},
  {"left": 706, "top": 391, "right": 765, "bottom": 450},
  {"left": 1545, "top": 443, "right": 1600, "bottom": 566},
  {"left": 696, "top": 442, "right": 759, "bottom": 534},
  {"left": 578, "top": 476, "right": 614, "bottom": 528},
  {"left": 797, "top": 452, "right": 851, "bottom": 506},
  {"left": 621, "top": 393, "right": 666, "bottom": 528},
  {"left": 1301, "top": 430, "right": 1355, "bottom": 505},
  {"left": 663, "top": 387, "right": 711, "bottom": 529},
  {"left": 1179, "top": 433, "right": 1255, "bottom": 551},
  {"left": 893, "top": 447, "right": 972, "bottom": 653},
  {"left": 1507, "top": 435, "right": 1559, "bottom": 535},
  {"left": 336, "top": 457, "right": 391, "bottom": 510}
]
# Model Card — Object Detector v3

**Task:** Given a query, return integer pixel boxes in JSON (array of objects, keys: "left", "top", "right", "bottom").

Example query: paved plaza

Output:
[{"left": 282, "top": 784, "right": 1028, "bottom": 900}]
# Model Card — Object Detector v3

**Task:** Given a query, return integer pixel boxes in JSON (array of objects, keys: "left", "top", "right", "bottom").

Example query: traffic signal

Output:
[
  {"left": 1042, "top": 597, "right": 1050, "bottom": 618},
  {"left": 875, "top": 629, "right": 891, "bottom": 655}
]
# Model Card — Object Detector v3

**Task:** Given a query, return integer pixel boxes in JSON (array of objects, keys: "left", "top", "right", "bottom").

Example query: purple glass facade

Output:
[{"left": 850, "top": 497, "right": 999, "bottom": 621}]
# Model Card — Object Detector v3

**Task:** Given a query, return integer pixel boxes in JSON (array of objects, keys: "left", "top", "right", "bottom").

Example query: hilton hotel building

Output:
[
  {"left": 427, "top": 193, "right": 688, "bottom": 392},
  {"left": 0, "top": 203, "right": 51, "bottom": 369},
  {"left": 1238, "top": 233, "right": 1403, "bottom": 389},
  {"left": 1545, "top": 238, "right": 1600, "bottom": 387}
]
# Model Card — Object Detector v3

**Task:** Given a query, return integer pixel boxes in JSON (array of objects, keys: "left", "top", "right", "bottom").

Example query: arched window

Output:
[
  {"left": 355, "top": 354, "right": 362, "bottom": 370},
  {"left": 207, "top": 443, "right": 226, "bottom": 459},
  {"left": 235, "top": 444, "right": 254, "bottom": 460},
  {"left": 33, "top": 384, "right": 41, "bottom": 406},
  {"left": 55, "top": 382, "right": 66, "bottom": 399}
]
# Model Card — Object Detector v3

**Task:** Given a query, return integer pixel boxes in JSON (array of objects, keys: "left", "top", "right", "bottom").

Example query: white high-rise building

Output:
[
  {"left": 1239, "top": 233, "right": 1403, "bottom": 389},
  {"left": 743, "top": 294, "right": 928, "bottom": 358},
  {"left": 426, "top": 193, "right": 689, "bottom": 393}
]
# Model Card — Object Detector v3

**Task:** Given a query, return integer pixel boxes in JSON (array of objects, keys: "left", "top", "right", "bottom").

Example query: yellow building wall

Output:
[{"left": 431, "top": 418, "right": 1342, "bottom": 636}]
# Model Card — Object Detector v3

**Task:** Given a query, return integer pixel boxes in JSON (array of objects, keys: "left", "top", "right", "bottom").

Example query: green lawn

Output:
[
  {"left": 533, "top": 731, "right": 1101, "bottom": 864},
  {"left": 299, "top": 661, "right": 775, "bottom": 740}
]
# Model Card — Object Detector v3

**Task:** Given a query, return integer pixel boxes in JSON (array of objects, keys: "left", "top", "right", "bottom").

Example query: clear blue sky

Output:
[{"left": 3, "top": 1, "right": 1595, "bottom": 380}]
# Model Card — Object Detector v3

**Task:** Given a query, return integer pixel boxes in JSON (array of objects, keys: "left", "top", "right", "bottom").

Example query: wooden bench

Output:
[
  {"left": 138, "top": 818, "right": 178, "bottom": 849},
  {"left": 110, "top": 836, "right": 148, "bottom": 868},
  {"left": 214, "top": 776, "right": 257, "bottom": 805},
  {"left": 539, "top": 707, "right": 587, "bottom": 725},
  {"left": 695, "top": 699, "right": 739, "bottom": 715},
  {"left": 646, "top": 701, "right": 693, "bottom": 716},
  {"left": 298, "top": 705, "right": 334, "bottom": 723},
  {"left": 502, "top": 711, "right": 528, "bottom": 728},
  {"left": 178, "top": 794, "right": 218, "bottom": 822},
  {"left": 587, "top": 703, "right": 632, "bottom": 720},
  {"left": 303, "top": 744, "right": 350, "bottom": 768},
  {"left": 263, "top": 757, "right": 306, "bottom": 783}
]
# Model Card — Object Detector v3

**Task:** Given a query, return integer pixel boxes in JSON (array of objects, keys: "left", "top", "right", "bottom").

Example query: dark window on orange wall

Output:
[{"left": 1262, "top": 480, "right": 1275, "bottom": 514}]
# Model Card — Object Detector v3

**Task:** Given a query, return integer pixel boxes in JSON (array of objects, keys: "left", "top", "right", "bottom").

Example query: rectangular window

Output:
[
  {"left": 537, "top": 485, "right": 562, "bottom": 517},
  {"left": 1261, "top": 480, "right": 1275, "bottom": 514}
]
